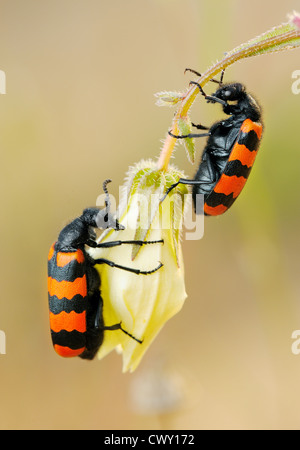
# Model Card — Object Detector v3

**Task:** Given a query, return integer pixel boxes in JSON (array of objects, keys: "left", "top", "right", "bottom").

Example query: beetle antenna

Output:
[{"left": 102, "top": 179, "right": 112, "bottom": 213}]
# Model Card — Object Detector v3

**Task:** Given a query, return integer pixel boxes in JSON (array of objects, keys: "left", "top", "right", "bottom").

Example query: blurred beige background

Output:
[{"left": 1, "top": 0, "right": 300, "bottom": 430}]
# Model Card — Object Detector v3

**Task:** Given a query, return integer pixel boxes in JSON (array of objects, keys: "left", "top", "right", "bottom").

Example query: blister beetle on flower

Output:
[
  {"left": 163, "top": 69, "right": 263, "bottom": 216},
  {"left": 47, "top": 179, "right": 163, "bottom": 360}
]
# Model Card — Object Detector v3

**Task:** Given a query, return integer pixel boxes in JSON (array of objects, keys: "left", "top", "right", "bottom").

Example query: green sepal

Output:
[{"left": 177, "top": 117, "right": 195, "bottom": 164}]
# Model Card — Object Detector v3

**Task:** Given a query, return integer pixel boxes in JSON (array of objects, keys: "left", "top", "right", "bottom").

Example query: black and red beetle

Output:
[
  {"left": 164, "top": 69, "right": 263, "bottom": 215},
  {"left": 48, "top": 180, "right": 163, "bottom": 359}
]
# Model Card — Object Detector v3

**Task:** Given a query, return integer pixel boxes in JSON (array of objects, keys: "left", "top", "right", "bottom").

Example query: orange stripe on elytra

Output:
[
  {"left": 54, "top": 344, "right": 85, "bottom": 358},
  {"left": 48, "top": 275, "right": 87, "bottom": 299},
  {"left": 48, "top": 243, "right": 55, "bottom": 261},
  {"left": 240, "top": 118, "right": 263, "bottom": 139},
  {"left": 228, "top": 144, "right": 257, "bottom": 167},
  {"left": 213, "top": 174, "right": 247, "bottom": 197},
  {"left": 56, "top": 250, "right": 85, "bottom": 267},
  {"left": 50, "top": 311, "right": 86, "bottom": 333},
  {"left": 204, "top": 203, "right": 228, "bottom": 216}
]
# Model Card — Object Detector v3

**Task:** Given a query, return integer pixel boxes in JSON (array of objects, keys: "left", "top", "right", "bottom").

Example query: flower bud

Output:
[{"left": 89, "top": 160, "right": 189, "bottom": 372}]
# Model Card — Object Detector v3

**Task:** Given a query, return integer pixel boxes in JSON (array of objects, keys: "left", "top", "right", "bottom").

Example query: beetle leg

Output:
[
  {"left": 168, "top": 130, "right": 210, "bottom": 139},
  {"left": 185, "top": 67, "right": 225, "bottom": 85},
  {"left": 189, "top": 81, "right": 227, "bottom": 106},
  {"left": 104, "top": 321, "right": 143, "bottom": 344},
  {"left": 95, "top": 239, "right": 164, "bottom": 249},
  {"left": 160, "top": 178, "right": 199, "bottom": 202},
  {"left": 160, "top": 153, "right": 217, "bottom": 203},
  {"left": 92, "top": 258, "right": 163, "bottom": 275},
  {"left": 191, "top": 122, "right": 209, "bottom": 130}
]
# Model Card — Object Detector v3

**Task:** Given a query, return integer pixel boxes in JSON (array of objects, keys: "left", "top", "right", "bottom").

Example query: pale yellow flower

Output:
[{"left": 88, "top": 160, "right": 189, "bottom": 372}]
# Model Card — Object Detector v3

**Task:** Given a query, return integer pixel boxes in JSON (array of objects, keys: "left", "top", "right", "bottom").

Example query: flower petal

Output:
[{"left": 88, "top": 161, "right": 188, "bottom": 372}]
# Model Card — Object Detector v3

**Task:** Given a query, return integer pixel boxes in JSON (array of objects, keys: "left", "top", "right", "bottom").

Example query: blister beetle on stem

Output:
[
  {"left": 163, "top": 69, "right": 263, "bottom": 216},
  {"left": 48, "top": 179, "right": 164, "bottom": 360}
]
